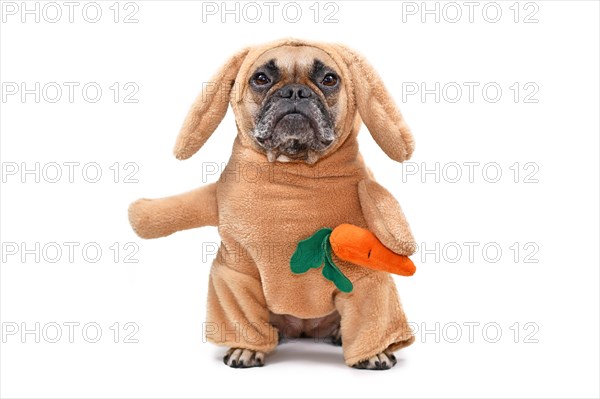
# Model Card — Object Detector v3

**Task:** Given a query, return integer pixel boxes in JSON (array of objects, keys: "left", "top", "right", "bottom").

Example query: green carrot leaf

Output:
[
  {"left": 322, "top": 236, "right": 354, "bottom": 293},
  {"left": 290, "top": 228, "right": 332, "bottom": 274}
]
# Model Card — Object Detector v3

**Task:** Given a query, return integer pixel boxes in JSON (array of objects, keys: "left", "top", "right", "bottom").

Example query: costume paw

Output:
[
  {"left": 128, "top": 199, "right": 156, "bottom": 239},
  {"left": 223, "top": 348, "right": 265, "bottom": 368},
  {"left": 352, "top": 350, "right": 397, "bottom": 370}
]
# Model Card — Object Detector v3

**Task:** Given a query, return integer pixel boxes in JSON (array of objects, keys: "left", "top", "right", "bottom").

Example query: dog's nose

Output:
[{"left": 277, "top": 84, "right": 314, "bottom": 100}]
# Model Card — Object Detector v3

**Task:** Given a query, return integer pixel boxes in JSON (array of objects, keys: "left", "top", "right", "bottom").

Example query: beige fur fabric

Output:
[{"left": 129, "top": 38, "right": 417, "bottom": 366}]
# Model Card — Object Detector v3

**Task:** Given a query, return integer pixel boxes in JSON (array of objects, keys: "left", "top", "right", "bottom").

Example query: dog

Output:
[{"left": 128, "top": 39, "right": 417, "bottom": 370}]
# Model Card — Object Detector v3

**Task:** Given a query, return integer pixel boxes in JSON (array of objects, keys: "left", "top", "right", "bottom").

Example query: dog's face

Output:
[
  {"left": 173, "top": 39, "right": 415, "bottom": 164},
  {"left": 240, "top": 46, "right": 347, "bottom": 164}
]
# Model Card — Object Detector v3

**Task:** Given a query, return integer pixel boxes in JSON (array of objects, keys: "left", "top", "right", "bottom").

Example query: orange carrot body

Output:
[{"left": 330, "top": 224, "right": 416, "bottom": 276}]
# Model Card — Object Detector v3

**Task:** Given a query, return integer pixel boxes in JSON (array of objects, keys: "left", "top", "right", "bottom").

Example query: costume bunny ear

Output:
[
  {"left": 173, "top": 48, "right": 249, "bottom": 160},
  {"left": 334, "top": 45, "right": 415, "bottom": 162}
]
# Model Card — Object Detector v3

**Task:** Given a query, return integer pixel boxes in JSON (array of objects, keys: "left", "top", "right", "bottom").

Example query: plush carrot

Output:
[
  {"left": 330, "top": 224, "right": 416, "bottom": 277},
  {"left": 290, "top": 224, "right": 415, "bottom": 293}
]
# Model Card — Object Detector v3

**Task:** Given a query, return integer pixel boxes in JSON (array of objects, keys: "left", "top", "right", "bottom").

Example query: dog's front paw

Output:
[
  {"left": 223, "top": 348, "right": 265, "bottom": 368},
  {"left": 329, "top": 327, "right": 342, "bottom": 346},
  {"left": 351, "top": 350, "right": 397, "bottom": 370}
]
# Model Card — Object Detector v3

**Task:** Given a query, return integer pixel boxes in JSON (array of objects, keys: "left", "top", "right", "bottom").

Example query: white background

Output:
[{"left": 1, "top": 1, "right": 599, "bottom": 398}]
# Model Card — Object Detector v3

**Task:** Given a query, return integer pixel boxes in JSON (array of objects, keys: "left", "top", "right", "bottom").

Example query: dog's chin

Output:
[
  {"left": 264, "top": 142, "right": 328, "bottom": 165},
  {"left": 255, "top": 113, "right": 333, "bottom": 165},
  {"left": 265, "top": 149, "right": 320, "bottom": 164}
]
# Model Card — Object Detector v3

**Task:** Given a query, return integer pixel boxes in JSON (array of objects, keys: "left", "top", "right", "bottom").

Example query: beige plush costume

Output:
[{"left": 129, "top": 39, "right": 416, "bottom": 366}]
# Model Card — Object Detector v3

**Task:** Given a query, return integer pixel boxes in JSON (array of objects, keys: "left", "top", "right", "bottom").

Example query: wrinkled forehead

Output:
[{"left": 249, "top": 45, "right": 340, "bottom": 75}]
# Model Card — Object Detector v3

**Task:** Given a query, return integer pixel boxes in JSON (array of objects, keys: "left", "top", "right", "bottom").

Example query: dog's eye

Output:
[
  {"left": 253, "top": 73, "right": 271, "bottom": 86},
  {"left": 321, "top": 73, "right": 338, "bottom": 87}
]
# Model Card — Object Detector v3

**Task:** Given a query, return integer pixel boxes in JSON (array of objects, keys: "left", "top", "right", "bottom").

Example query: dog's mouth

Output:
[{"left": 254, "top": 108, "right": 335, "bottom": 164}]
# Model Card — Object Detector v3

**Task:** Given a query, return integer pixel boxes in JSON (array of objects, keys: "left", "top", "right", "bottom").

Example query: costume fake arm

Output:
[
  {"left": 358, "top": 179, "right": 416, "bottom": 256},
  {"left": 128, "top": 184, "right": 218, "bottom": 239}
]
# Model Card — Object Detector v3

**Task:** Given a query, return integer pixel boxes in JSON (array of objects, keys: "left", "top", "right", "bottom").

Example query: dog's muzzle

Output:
[{"left": 253, "top": 84, "right": 335, "bottom": 162}]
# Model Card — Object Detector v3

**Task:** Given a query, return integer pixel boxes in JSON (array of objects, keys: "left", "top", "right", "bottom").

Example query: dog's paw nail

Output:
[
  {"left": 384, "top": 350, "right": 397, "bottom": 366},
  {"left": 223, "top": 354, "right": 231, "bottom": 365},
  {"left": 224, "top": 348, "right": 266, "bottom": 368},
  {"left": 352, "top": 352, "right": 396, "bottom": 370},
  {"left": 352, "top": 360, "right": 369, "bottom": 369},
  {"left": 255, "top": 352, "right": 265, "bottom": 367},
  {"left": 330, "top": 329, "right": 342, "bottom": 346}
]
